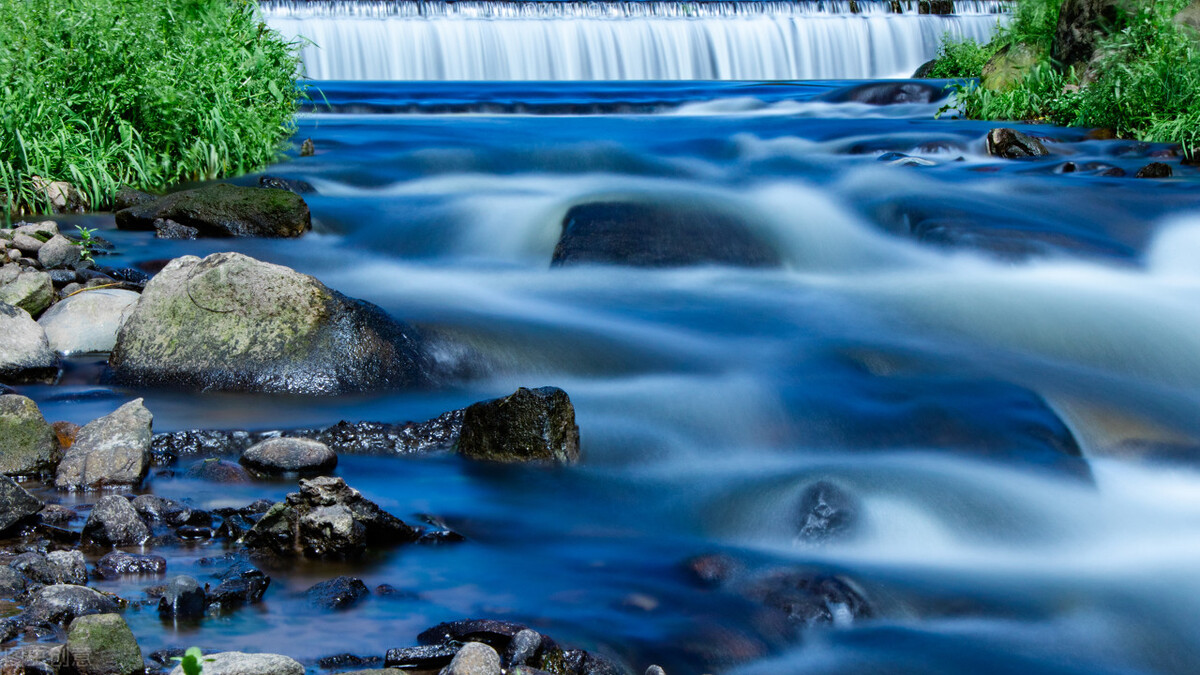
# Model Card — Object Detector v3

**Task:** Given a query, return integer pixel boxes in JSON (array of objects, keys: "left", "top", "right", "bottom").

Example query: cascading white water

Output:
[{"left": 262, "top": 0, "right": 1009, "bottom": 80}]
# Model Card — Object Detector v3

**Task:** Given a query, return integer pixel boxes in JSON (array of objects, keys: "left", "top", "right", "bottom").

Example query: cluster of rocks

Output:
[
  {"left": 0, "top": 221, "right": 146, "bottom": 381},
  {"left": 984, "top": 127, "right": 1180, "bottom": 178}
]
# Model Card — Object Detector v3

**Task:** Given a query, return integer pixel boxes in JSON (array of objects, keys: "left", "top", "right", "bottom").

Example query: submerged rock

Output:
[
  {"left": 457, "top": 387, "right": 581, "bottom": 464},
  {"left": 795, "top": 481, "right": 859, "bottom": 545},
  {"left": 82, "top": 496, "right": 150, "bottom": 548},
  {"left": 184, "top": 458, "right": 252, "bottom": 483},
  {"left": 158, "top": 575, "right": 206, "bottom": 619},
  {"left": 108, "top": 252, "right": 442, "bottom": 395},
  {"left": 56, "top": 399, "right": 152, "bottom": 490},
  {"left": 168, "top": 652, "right": 304, "bottom": 675},
  {"left": 259, "top": 175, "right": 316, "bottom": 194},
  {"left": 0, "top": 395, "right": 60, "bottom": 477},
  {"left": 95, "top": 551, "right": 166, "bottom": 579},
  {"left": 819, "top": 81, "right": 946, "bottom": 105},
  {"left": 552, "top": 201, "right": 780, "bottom": 268},
  {"left": 1136, "top": 162, "right": 1173, "bottom": 178},
  {"left": 36, "top": 288, "right": 140, "bottom": 354},
  {"left": 0, "top": 476, "right": 43, "bottom": 532},
  {"left": 747, "top": 569, "right": 872, "bottom": 629},
  {"left": 115, "top": 183, "right": 311, "bottom": 238},
  {"left": 65, "top": 613, "right": 143, "bottom": 675},
  {"left": 240, "top": 437, "right": 337, "bottom": 476},
  {"left": 986, "top": 128, "right": 1050, "bottom": 159},
  {"left": 241, "top": 477, "right": 419, "bottom": 559},
  {"left": 306, "top": 576, "right": 369, "bottom": 610},
  {"left": 0, "top": 303, "right": 59, "bottom": 383}
]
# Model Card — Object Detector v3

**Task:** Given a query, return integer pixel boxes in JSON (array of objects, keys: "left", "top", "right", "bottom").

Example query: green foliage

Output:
[
  {"left": 0, "top": 0, "right": 304, "bottom": 216},
  {"left": 171, "top": 647, "right": 210, "bottom": 675},
  {"left": 74, "top": 225, "right": 98, "bottom": 262},
  {"left": 924, "top": 36, "right": 999, "bottom": 78},
  {"left": 935, "top": 0, "right": 1200, "bottom": 155}
]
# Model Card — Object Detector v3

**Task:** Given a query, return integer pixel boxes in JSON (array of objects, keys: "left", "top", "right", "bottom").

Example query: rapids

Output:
[{"left": 26, "top": 78, "right": 1200, "bottom": 674}]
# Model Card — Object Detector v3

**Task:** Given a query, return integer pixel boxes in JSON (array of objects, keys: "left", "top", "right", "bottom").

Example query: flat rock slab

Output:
[
  {"left": 115, "top": 183, "right": 310, "bottom": 238},
  {"left": 37, "top": 288, "right": 140, "bottom": 354},
  {"left": 168, "top": 652, "right": 304, "bottom": 675}
]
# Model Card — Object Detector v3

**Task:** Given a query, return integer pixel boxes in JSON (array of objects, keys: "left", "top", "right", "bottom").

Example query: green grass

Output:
[
  {"left": 0, "top": 0, "right": 303, "bottom": 217},
  {"left": 924, "top": 37, "right": 999, "bottom": 78},
  {"left": 936, "top": 0, "right": 1200, "bottom": 155}
]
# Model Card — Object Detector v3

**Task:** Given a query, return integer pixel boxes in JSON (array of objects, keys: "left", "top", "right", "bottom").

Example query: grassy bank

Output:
[
  {"left": 931, "top": 0, "right": 1200, "bottom": 154},
  {"left": 0, "top": 0, "right": 302, "bottom": 217}
]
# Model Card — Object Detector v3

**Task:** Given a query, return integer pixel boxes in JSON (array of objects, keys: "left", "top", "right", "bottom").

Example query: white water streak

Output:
[{"left": 264, "top": 1, "right": 1008, "bottom": 80}]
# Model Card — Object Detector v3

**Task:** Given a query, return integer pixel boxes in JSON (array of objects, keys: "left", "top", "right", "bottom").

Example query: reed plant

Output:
[{"left": 0, "top": 0, "right": 303, "bottom": 217}]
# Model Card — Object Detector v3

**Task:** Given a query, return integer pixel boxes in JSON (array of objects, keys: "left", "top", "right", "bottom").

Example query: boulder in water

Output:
[
  {"left": 108, "top": 252, "right": 443, "bottom": 395},
  {"left": 986, "top": 128, "right": 1050, "bottom": 158},
  {"left": 306, "top": 576, "right": 369, "bottom": 610},
  {"left": 168, "top": 652, "right": 304, "bottom": 675},
  {"left": 457, "top": 387, "right": 580, "bottom": 464},
  {"left": 795, "top": 481, "right": 859, "bottom": 545},
  {"left": 551, "top": 201, "right": 780, "bottom": 268},
  {"left": 115, "top": 183, "right": 310, "bottom": 238},
  {"left": 82, "top": 496, "right": 150, "bottom": 547},
  {"left": 25, "top": 584, "right": 120, "bottom": 625},
  {"left": 0, "top": 302, "right": 59, "bottom": 383},
  {"left": 240, "top": 437, "right": 337, "bottom": 476},
  {"left": 65, "top": 613, "right": 143, "bottom": 675},
  {"left": 36, "top": 288, "right": 140, "bottom": 354},
  {"left": 1136, "top": 162, "right": 1173, "bottom": 178},
  {"left": 0, "top": 395, "right": 60, "bottom": 477},
  {"left": 820, "top": 81, "right": 947, "bottom": 105},
  {"left": 158, "top": 575, "right": 206, "bottom": 619},
  {"left": 56, "top": 399, "right": 152, "bottom": 490}
]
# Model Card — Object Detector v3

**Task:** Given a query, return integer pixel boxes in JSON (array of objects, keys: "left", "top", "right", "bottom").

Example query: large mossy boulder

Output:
[
  {"left": 457, "top": 387, "right": 580, "bottom": 464},
  {"left": 981, "top": 43, "right": 1043, "bottom": 91},
  {"left": 0, "top": 395, "right": 60, "bottom": 477},
  {"left": 108, "top": 252, "right": 440, "bottom": 395},
  {"left": 114, "top": 183, "right": 310, "bottom": 238},
  {"left": 552, "top": 201, "right": 781, "bottom": 268},
  {"left": 65, "top": 613, "right": 143, "bottom": 675}
]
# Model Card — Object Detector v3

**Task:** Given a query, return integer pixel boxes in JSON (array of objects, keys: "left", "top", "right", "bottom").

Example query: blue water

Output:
[{"left": 22, "top": 80, "right": 1200, "bottom": 674}]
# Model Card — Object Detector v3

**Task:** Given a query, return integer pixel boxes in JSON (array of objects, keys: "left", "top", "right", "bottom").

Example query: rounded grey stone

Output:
[
  {"left": 37, "top": 289, "right": 140, "bottom": 354},
  {"left": 240, "top": 437, "right": 337, "bottom": 475}
]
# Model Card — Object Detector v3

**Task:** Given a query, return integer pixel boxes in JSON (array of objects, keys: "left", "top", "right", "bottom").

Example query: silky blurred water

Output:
[{"left": 21, "top": 80, "right": 1200, "bottom": 674}]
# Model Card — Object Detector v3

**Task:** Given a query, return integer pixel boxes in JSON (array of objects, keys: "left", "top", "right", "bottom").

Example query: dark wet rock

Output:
[
  {"left": 910, "top": 59, "right": 937, "bottom": 78},
  {"left": 536, "top": 649, "right": 628, "bottom": 675},
  {"left": 37, "top": 288, "right": 141, "bottom": 355},
  {"left": 0, "top": 566, "right": 31, "bottom": 598},
  {"left": 177, "top": 525, "right": 214, "bottom": 540},
  {"left": 819, "top": 81, "right": 946, "bottom": 105},
  {"left": 168, "top": 652, "right": 304, "bottom": 675},
  {"left": 0, "top": 303, "right": 59, "bottom": 383},
  {"left": 317, "top": 411, "right": 465, "bottom": 454},
  {"left": 259, "top": 175, "right": 316, "bottom": 194},
  {"left": 795, "top": 481, "right": 859, "bottom": 545},
  {"left": 1099, "top": 165, "right": 1128, "bottom": 177},
  {"left": 113, "top": 186, "right": 157, "bottom": 211},
  {"left": 384, "top": 645, "right": 459, "bottom": 669},
  {"left": 153, "top": 218, "right": 199, "bottom": 240},
  {"left": 55, "top": 398, "right": 152, "bottom": 490},
  {"left": 0, "top": 644, "right": 63, "bottom": 675},
  {"left": 26, "top": 584, "right": 120, "bottom": 625},
  {"left": 457, "top": 387, "right": 581, "bottom": 464},
  {"left": 82, "top": 496, "right": 150, "bottom": 548},
  {"left": 300, "top": 138, "right": 316, "bottom": 157},
  {"left": 419, "top": 619, "right": 553, "bottom": 652},
  {"left": 115, "top": 183, "right": 311, "bottom": 238},
  {"left": 416, "top": 514, "right": 466, "bottom": 544},
  {"left": 242, "top": 476, "right": 419, "bottom": 559},
  {"left": 1053, "top": 0, "right": 1124, "bottom": 73},
  {"left": 306, "top": 576, "right": 369, "bottom": 610},
  {"left": 184, "top": 458, "right": 252, "bottom": 483},
  {"left": 317, "top": 654, "right": 384, "bottom": 670},
  {"left": 506, "top": 629, "right": 543, "bottom": 668},
  {"left": 11, "top": 553, "right": 58, "bottom": 585},
  {"left": 40, "top": 503, "right": 78, "bottom": 526},
  {"left": 1136, "top": 162, "right": 1173, "bottom": 178},
  {"left": 240, "top": 437, "right": 337, "bottom": 476},
  {"left": 684, "top": 553, "right": 740, "bottom": 588},
  {"left": 131, "top": 495, "right": 192, "bottom": 526},
  {"left": 552, "top": 201, "right": 780, "bottom": 268},
  {"left": 207, "top": 571, "right": 270, "bottom": 612},
  {"left": 986, "top": 128, "right": 1050, "bottom": 159},
  {"left": 443, "top": 642, "right": 502, "bottom": 675},
  {"left": 150, "top": 429, "right": 255, "bottom": 465},
  {"left": 108, "top": 252, "right": 445, "bottom": 395},
  {"left": 747, "top": 569, "right": 872, "bottom": 629},
  {"left": 0, "top": 395, "right": 60, "bottom": 477},
  {"left": 66, "top": 613, "right": 143, "bottom": 675},
  {"left": 0, "top": 476, "right": 43, "bottom": 532},
  {"left": 47, "top": 551, "right": 87, "bottom": 586},
  {"left": 48, "top": 268, "right": 80, "bottom": 286},
  {"left": 95, "top": 551, "right": 166, "bottom": 579},
  {"left": 158, "top": 575, "right": 206, "bottom": 619},
  {"left": 0, "top": 268, "right": 54, "bottom": 316}
]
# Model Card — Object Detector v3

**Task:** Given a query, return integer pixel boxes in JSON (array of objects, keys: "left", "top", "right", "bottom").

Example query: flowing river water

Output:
[{"left": 17, "top": 2, "right": 1200, "bottom": 674}]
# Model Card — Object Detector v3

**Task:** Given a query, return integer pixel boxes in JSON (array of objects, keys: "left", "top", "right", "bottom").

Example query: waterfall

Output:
[{"left": 262, "top": 0, "right": 1009, "bottom": 81}]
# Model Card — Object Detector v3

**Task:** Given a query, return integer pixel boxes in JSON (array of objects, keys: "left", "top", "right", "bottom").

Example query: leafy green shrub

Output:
[
  {"left": 924, "top": 36, "right": 998, "bottom": 78},
  {"left": 0, "top": 0, "right": 303, "bottom": 216},
  {"left": 936, "top": 0, "right": 1199, "bottom": 155}
]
